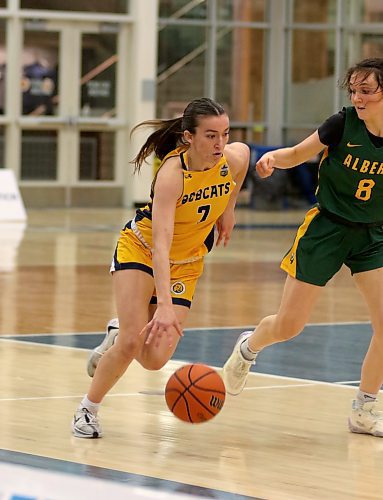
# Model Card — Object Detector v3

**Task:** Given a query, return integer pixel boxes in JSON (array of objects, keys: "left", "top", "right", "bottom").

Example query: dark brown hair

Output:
[
  {"left": 341, "top": 57, "right": 383, "bottom": 94},
  {"left": 131, "top": 97, "right": 226, "bottom": 172}
]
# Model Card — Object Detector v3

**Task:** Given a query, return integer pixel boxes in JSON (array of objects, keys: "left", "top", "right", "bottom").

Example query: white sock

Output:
[
  {"left": 356, "top": 390, "right": 377, "bottom": 408},
  {"left": 240, "top": 338, "right": 258, "bottom": 361},
  {"left": 80, "top": 395, "right": 100, "bottom": 415}
]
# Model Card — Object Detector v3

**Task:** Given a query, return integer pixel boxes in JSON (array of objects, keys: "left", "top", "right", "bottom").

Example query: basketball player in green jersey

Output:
[
  {"left": 72, "top": 98, "right": 249, "bottom": 438},
  {"left": 223, "top": 57, "right": 383, "bottom": 437}
]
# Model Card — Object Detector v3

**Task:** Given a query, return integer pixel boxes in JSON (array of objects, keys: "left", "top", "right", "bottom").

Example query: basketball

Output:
[{"left": 165, "top": 363, "right": 226, "bottom": 423}]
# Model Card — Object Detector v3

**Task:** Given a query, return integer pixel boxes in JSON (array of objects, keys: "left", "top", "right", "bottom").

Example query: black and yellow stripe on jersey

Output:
[
  {"left": 111, "top": 223, "right": 204, "bottom": 307},
  {"left": 111, "top": 146, "right": 236, "bottom": 307},
  {"left": 132, "top": 146, "right": 236, "bottom": 263}
]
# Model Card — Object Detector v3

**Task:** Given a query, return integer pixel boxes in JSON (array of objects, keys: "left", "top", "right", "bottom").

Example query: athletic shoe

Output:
[
  {"left": 348, "top": 400, "right": 383, "bottom": 437},
  {"left": 222, "top": 331, "right": 256, "bottom": 396},
  {"left": 87, "top": 318, "right": 119, "bottom": 377},
  {"left": 72, "top": 408, "right": 102, "bottom": 438}
]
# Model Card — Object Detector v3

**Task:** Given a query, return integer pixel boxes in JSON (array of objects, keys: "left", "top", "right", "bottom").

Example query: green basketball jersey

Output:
[{"left": 316, "top": 106, "right": 383, "bottom": 223}]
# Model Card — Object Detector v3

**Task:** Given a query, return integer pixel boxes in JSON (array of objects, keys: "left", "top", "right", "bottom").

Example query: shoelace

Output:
[
  {"left": 81, "top": 408, "right": 98, "bottom": 425},
  {"left": 234, "top": 358, "right": 254, "bottom": 376}
]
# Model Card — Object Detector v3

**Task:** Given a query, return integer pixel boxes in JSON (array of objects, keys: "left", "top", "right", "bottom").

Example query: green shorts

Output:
[{"left": 281, "top": 206, "right": 383, "bottom": 286}]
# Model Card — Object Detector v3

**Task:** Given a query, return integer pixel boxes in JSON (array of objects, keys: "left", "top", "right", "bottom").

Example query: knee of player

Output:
[
  {"left": 116, "top": 334, "right": 141, "bottom": 359},
  {"left": 140, "top": 355, "right": 168, "bottom": 371}
]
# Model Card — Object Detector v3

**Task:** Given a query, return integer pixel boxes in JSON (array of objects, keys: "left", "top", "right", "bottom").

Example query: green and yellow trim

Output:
[{"left": 280, "top": 206, "right": 320, "bottom": 277}]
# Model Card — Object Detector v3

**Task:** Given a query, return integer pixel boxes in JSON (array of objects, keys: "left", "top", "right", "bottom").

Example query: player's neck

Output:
[
  {"left": 364, "top": 107, "right": 383, "bottom": 137},
  {"left": 186, "top": 151, "right": 217, "bottom": 172},
  {"left": 365, "top": 119, "right": 383, "bottom": 138}
]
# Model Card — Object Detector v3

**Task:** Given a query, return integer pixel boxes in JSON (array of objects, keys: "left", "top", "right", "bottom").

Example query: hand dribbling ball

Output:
[{"left": 165, "top": 363, "right": 226, "bottom": 423}]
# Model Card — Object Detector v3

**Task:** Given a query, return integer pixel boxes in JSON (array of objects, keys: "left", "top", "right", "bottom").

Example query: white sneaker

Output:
[
  {"left": 222, "top": 331, "right": 256, "bottom": 396},
  {"left": 348, "top": 400, "right": 383, "bottom": 437},
  {"left": 72, "top": 408, "right": 102, "bottom": 438},
  {"left": 87, "top": 318, "right": 119, "bottom": 377}
]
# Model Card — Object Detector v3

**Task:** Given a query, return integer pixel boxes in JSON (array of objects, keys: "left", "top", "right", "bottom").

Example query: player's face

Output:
[
  {"left": 349, "top": 72, "right": 383, "bottom": 119},
  {"left": 186, "top": 114, "right": 230, "bottom": 164}
]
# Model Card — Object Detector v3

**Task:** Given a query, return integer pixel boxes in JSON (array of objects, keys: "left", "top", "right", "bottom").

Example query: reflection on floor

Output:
[{"left": 5, "top": 322, "right": 370, "bottom": 384}]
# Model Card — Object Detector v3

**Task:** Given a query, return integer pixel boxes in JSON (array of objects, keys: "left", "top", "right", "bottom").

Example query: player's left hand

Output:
[{"left": 140, "top": 304, "right": 183, "bottom": 348}]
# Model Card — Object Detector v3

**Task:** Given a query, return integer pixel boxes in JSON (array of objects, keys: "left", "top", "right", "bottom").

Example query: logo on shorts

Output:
[
  {"left": 220, "top": 164, "right": 229, "bottom": 177},
  {"left": 171, "top": 281, "right": 186, "bottom": 295},
  {"left": 289, "top": 253, "right": 295, "bottom": 264}
]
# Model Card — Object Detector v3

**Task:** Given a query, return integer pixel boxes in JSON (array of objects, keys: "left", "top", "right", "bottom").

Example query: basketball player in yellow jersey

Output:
[
  {"left": 72, "top": 97, "right": 250, "bottom": 438},
  {"left": 132, "top": 145, "right": 235, "bottom": 266}
]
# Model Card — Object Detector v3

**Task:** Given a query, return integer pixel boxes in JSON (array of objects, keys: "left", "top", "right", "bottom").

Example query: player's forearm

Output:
[
  {"left": 270, "top": 147, "right": 302, "bottom": 169},
  {"left": 152, "top": 247, "right": 173, "bottom": 306}
]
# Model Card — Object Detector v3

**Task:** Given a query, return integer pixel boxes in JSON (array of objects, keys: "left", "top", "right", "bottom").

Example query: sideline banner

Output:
[{"left": 0, "top": 169, "right": 27, "bottom": 221}]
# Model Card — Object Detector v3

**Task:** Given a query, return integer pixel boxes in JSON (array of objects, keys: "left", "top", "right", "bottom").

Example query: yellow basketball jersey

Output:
[{"left": 133, "top": 147, "right": 236, "bottom": 263}]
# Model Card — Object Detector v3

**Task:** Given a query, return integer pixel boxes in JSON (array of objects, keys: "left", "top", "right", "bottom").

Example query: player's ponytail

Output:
[{"left": 131, "top": 117, "right": 185, "bottom": 173}]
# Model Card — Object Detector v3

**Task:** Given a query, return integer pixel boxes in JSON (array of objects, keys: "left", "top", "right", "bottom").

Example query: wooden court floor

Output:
[{"left": 0, "top": 207, "right": 382, "bottom": 500}]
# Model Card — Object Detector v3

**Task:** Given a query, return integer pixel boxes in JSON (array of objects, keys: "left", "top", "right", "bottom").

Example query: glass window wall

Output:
[
  {"left": 22, "top": 31, "right": 59, "bottom": 116},
  {"left": 361, "top": 0, "right": 383, "bottom": 22},
  {"left": 80, "top": 33, "right": 117, "bottom": 118},
  {"left": 216, "top": 27, "right": 265, "bottom": 142},
  {"left": 79, "top": 131, "right": 115, "bottom": 181},
  {"left": 20, "top": 0, "right": 128, "bottom": 13},
  {"left": 0, "top": 20, "right": 6, "bottom": 115},
  {"left": 159, "top": 0, "right": 207, "bottom": 19},
  {"left": 21, "top": 130, "right": 57, "bottom": 180},
  {"left": 286, "top": 30, "right": 335, "bottom": 126},
  {"left": 157, "top": 25, "right": 206, "bottom": 118},
  {"left": 157, "top": 0, "right": 267, "bottom": 141},
  {"left": 217, "top": 0, "right": 266, "bottom": 22},
  {"left": 293, "top": 0, "right": 336, "bottom": 23},
  {"left": 361, "top": 34, "right": 383, "bottom": 58}
]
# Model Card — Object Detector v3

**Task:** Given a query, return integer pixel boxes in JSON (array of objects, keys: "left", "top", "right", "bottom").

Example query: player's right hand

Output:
[{"left": 256, "top": 153, "right": 275, "bottom": 178}]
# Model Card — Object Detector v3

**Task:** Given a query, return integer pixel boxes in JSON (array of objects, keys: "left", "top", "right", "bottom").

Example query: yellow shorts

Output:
[{"left": 110, "top": 222, "right": 204, "bottom": 308}]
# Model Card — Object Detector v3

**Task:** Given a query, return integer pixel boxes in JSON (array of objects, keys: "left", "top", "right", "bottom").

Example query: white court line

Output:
[
  {"left": 336, "top": 380, "right": 361, "bottom": 385},
  {"left": 0, "top": 332, "right": 101, "bottom": 338},
  {"left": 0, "top": 392, "right": 149, "bottom": 402},
  {"left": 0, "top": 386, "right": 312, "bottom": 403},
  {"left": 244, "top": 383, "right": 318, "bottom": 391},
  {"left": 0, "top": 337, "right": 90, "bottom": 352},
  {"left": 184, "top": 321, "right": 371, "bottom": 331},
  {"left": 240, "top": 369, "right": 359, "bottom": 390},
  {"left": 0, "top": 377, "right": 361, "bottom": 404}
]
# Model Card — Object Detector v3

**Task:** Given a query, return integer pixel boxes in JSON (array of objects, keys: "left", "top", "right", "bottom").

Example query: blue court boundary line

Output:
[
  {"left": 0, "top": 320, "right": 371, "bottom": 338},
  {"left": 0, "top": 322, "right": 372, "bottom": 386},
  {"left": 0, "top": 449, "right": 258, "bottom": 500}
]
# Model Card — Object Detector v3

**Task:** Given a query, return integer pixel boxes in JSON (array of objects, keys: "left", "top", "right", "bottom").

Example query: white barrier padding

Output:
[
  {"left": 0, "top": 221, "right": 26, "bottom": 271},
  {"left": 0, "top": 169, "right": 27, "bottom": 221}
]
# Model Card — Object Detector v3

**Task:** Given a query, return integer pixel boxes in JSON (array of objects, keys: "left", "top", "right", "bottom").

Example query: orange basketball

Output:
[{"left": 165, "top": 364, "right": 226, "bottom": 423}]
